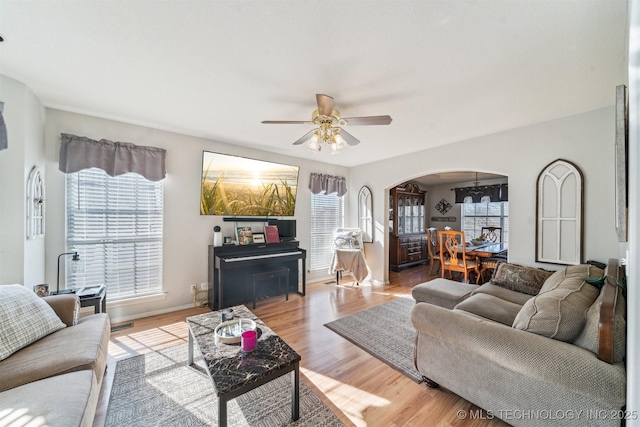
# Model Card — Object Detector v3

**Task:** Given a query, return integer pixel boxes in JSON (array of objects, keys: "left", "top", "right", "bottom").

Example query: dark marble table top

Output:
[{"left": 187, "top": 305, "right": 301, "bottom": 396}]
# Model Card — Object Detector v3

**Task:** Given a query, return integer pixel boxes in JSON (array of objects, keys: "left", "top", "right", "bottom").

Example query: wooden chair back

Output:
[
  {"left": 426, "top": 227, "right": 441, "bottom": 275},
  {"left": 481, "top": 226, "right": 503, "bottom": 243},
  {"left": 439, "top": 230, "right": 478, "bottom": 283}
]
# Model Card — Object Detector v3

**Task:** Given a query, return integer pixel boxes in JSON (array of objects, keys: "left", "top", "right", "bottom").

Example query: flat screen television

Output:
[
  {"left": 200, "top": 151, "right": 299, "bottom": 216},
  {"left": 268, "top": 219, "right": 297, "bottom": 241}
]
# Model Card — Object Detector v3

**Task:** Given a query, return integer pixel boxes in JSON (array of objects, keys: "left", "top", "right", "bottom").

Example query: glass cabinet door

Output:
[
  {"left": 398, "top": 196, "right": 404, "bottom": 234},
  {"left": 404, "top": 196, "right": 411, "bottom": 234},
  {"left": 389, "top": 193, "right": 394, "bottom": 232},
  {"left": 413, "top": 196, "right": 420, "bottom": 233}
]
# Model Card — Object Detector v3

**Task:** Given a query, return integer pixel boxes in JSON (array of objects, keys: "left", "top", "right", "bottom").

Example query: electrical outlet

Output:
[
  {"left": 190, "top": 284, "right": 197, "bottom": 294},
  {"left": 201, "top": 282, "right": 208, "bottom": 290}
]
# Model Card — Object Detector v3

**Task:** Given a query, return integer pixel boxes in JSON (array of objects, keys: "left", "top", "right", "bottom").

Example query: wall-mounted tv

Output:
[{"left": 200, "top": 151, "right": 300, "bottom": 216}]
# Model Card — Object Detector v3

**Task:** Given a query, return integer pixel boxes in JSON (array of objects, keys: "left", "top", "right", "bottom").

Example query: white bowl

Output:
[{"left": 214, "top": 318, "right": 257, "bottom": 344}]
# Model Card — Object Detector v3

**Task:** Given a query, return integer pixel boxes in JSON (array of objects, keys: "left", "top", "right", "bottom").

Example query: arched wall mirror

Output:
[
  {"left": 27, "top": 166, "right": 46, "bottom": 239},
  {"left": 358, "top": 186, "right": 373, "bottom": 243},
  {"left": 536, "top": 159, "right": 583, "bottom": 265}
]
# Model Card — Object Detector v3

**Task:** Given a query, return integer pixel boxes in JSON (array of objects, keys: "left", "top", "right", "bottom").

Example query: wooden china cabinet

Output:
[{"left": 389, "top": 183, "right": 428, "bottom": 271}]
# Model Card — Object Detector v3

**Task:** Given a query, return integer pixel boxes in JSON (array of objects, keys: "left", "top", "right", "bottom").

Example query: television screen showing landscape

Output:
[{"left": 200, "top": 151, "right": 299, "bottom": 216}]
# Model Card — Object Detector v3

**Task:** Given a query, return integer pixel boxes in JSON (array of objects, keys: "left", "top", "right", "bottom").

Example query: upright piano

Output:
[{"left": 208, "top": 241, "right": 306, "bottom": 310}]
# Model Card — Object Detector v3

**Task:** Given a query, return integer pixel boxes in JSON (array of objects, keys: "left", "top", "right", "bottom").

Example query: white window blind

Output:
[
  {"left": 66, "top": 168, "right": 163, "bottom": 299},
  {"left": 462, "top": 201, "right": 509, "bottom": 242},
  {"left": 310, "top": 193, "right": 344, "bottom": 271}
]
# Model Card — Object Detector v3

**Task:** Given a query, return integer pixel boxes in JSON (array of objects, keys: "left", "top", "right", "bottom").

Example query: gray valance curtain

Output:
[
  {"left": 59, "top": 133, "right": 166, "bottom": 181},
  {"left": 454, "top": 183, "right": 507, "bottom": 203},
  {"left": 0, "top": 101, "right": 7, "bottom": 151},
  {"left": 309, "top": 173, "right": 347, "bottom": 196}
]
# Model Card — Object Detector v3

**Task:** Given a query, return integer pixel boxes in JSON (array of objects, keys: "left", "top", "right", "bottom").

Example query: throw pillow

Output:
[
  {"left": 0, "top": 284, "right": 67, "bottom": 361},
  {"left": 491, "top": 262, "right": 553, "bottom": 295},
  {"left": 573, "top": 287, "right": 626, "bottom": 363},
  {"left": 512, "top": 265, "right": 603, "bottom": 342}
]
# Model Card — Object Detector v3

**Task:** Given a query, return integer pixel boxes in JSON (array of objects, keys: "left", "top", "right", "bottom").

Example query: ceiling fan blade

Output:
[
  {"left": 316, "top": 94, "right": 334, "bottom": 116},
  {"left": 262, "top": 120, "right": 309, "bottom": 124},
  {"left": 292, "top": 129, "right": 316, "bottom": 145},
  {"left": 343, "top": 115, "right": 393, "bottom": 126},
  {"left": 339, "top": 129, "right": 360, "bottom": 146}
]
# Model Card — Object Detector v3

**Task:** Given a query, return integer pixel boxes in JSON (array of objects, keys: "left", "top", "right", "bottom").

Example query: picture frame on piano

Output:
[
  {"left": 253, "top": 233, "right": 265, "bottom": 244},
  {"left": 236, "top": 226, "right": 253, "bottom": 245}
]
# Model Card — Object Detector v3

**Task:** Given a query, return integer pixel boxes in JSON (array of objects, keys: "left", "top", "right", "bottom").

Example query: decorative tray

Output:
[{"left": 214, "top": 318, "right": 257, "bottom": 344}]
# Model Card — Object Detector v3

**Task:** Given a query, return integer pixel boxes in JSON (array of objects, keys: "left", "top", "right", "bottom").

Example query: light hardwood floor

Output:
[{"left": 96, "top": 265, "right": 507, "bottom": 427}]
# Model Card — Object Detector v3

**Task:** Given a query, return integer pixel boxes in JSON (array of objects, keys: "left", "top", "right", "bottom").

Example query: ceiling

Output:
[{"left": 0, "top": 1, "right": 628, "bottom": 167}]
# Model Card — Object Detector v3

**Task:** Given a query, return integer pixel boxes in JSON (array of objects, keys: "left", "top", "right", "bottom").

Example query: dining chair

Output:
[
  {"left": 438, "top": 230, "right": 479, "bottom": 284},
  {"left": 480, "top": 226, "right": 502, "bottom": 242},
  {"left": 478, "top": 227, "right": 506, "bottom": 283},
  {"left": 426, "top": 227, "right": 442, "bottom": 276}
]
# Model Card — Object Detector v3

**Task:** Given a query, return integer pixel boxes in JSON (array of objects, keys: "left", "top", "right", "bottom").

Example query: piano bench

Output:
[{"left": 252, "top": 267, "right": 290, "bottom": 309}]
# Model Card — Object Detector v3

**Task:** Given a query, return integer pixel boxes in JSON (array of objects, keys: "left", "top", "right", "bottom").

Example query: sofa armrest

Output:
[
  {"left": 599, "top": 258, "right": 623, "bottom": 363},
  {"left": 411, "top": 302, "right": 626, "bottom": 405},
  {"left": 43, "top": 294, "right": 80, "bottom": 326}
]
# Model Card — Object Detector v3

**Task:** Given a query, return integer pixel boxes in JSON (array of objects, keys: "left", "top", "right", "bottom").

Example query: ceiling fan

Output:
[{"left": 261, "top": 94, "right": 392, "bottom": 153}]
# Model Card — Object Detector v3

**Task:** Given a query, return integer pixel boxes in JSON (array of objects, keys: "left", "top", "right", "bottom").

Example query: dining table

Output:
[{"left": 466, "top": 241, "right": 508, "bottom": 258}]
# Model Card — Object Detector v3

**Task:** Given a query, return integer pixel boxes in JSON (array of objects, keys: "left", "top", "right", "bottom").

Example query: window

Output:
[
  {"left": 66, "top": 168, "right": 163, "bottom": 300},
  {"left": 462, "top": 201, "right": 509, "bottom": 242},
  {"left": 310, "top": 193, "right": 344, "bottom": 271}
]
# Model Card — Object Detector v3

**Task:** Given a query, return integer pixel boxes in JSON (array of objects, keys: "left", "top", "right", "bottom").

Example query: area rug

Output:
[
  {"left": 324, "top": 297, "right": 422, "bottom": 383},
  {"left": 105, "top": 343, "right": 344, "bottom": 427}
]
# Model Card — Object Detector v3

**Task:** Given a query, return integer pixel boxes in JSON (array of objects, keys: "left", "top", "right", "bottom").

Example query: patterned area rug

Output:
[
  {"left": 105, "top": 344, "right": 344, "bottom": 427},
  {"left": 324, "top": 297, "right": 422, "bottom": 383}
]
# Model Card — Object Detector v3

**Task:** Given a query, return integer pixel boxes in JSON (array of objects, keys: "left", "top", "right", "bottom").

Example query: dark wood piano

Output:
[{"left": 208, "top": 241, "right": 306, "bottom": 310}]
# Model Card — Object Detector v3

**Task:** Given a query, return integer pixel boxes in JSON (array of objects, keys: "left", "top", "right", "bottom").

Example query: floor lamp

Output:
[{"left": 55, "top": 251, "right": 80, "bottom": 295}]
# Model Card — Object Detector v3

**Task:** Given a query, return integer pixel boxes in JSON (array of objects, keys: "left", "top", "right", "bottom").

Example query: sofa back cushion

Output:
[
  {"left": 0, "top": 284, "right": 66, "bottom": 361},
  {"left": 573, "top": 285, "right": 626, "bottom": 363},
  {"left": 512, "top": 264, "right": 603, "bottom": 342},
  {"left": 491, "top": 262, "right": 553, "bottom": 295}
]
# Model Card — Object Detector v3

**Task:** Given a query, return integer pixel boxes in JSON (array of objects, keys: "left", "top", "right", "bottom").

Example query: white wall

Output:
[
  {"left": 43, "top": 109, "right": 348, "bottom": 322},
  {"left": 0, "top": 74, "right": 46, "bottom": 286},
  {"left": 349, "top": 107, "right": 620, "bottom": 284}
]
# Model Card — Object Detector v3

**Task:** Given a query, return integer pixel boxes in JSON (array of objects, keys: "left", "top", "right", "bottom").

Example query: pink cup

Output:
[{"left": 241, "top": 330, "right": 257, "bottom": 352}]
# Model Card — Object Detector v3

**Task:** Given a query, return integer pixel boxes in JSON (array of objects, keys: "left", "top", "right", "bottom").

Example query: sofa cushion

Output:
[
  {"left": 411, "top": 278, "right": 477, "bottom": 309},
  {"left": 455, "top": 293, "right": 525, "bottom": 326},
  {"left": 574, "top": 287, "right": 626, "bottom": 363},
  {"left": 0, "top": 284, "right": 66, "bottom": 361},
  {"left": 0, "top": 370, "right": 98, "bottom": 427},
  {"left": 491, "top": 263, "right": 553, "bottom": 295},
  {"left": 512, "top": 264, "right": 603, "bottom": 342},
  {"left": 471, "top": 283, "right": 534, "bottom": 306},
  {"left": 0, "top": 313, "right": 110, "bottom": 392}
]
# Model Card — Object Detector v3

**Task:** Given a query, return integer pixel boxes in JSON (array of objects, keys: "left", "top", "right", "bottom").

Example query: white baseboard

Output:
[{"left": 108, "top": 303, "right": 197, "bottom": 324}]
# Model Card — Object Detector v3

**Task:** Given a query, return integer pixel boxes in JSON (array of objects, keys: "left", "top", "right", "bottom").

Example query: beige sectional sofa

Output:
[
  {"left": 0, "top": 286, "right": 110, "bottom": 427},
  {"left": 410, "top": 259, "right": 626, "bottom": 427}
]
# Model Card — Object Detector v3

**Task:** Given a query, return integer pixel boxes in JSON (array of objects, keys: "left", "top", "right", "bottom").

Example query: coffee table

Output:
[{"left": 186, "top": 305, "right": 301, "bottom": 427}]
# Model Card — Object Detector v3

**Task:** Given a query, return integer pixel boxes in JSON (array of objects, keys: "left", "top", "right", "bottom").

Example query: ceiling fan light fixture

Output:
[
  {"left": 263, "top": 94, "right": 392, "bottom": 154},
  {"left": 334, "top": 131, "right": 346, "bottom": 148},
  {"left": 308, "top": 133, "right": 321, "bottom": 152}
]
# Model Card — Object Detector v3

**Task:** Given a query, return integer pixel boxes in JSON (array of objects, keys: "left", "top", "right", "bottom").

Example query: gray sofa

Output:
[
  {"left": 0, "top": 288, "right": 110, "bottom": 427},
  {"left": 410, "top": 259, "right": 626, "bottom": 427}
]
